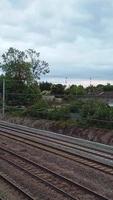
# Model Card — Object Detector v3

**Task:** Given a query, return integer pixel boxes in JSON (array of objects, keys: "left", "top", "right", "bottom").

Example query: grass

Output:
[{"left": 0, "top": 191, "right": 7, "bottom": 200}]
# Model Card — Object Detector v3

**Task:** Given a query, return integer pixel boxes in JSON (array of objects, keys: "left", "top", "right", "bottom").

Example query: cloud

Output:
[{"left": 0, "top": 0, "right": 113, "bottom": 80}]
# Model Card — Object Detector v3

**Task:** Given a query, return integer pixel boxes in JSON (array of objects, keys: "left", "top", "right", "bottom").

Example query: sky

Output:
[{"left": 0, "top": 0, "right": 113, "bottom": 84}]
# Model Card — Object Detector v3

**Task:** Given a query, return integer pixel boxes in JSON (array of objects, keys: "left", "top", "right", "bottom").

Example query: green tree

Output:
[
  {"left": 66, "top": 85, "right": 85, "bottom": 96},
  {"left": 96, "top": 84, "right": 104, "bottom": 93},
  {"left": 26, "top": 49, "right": 49, "bottom": 80},
  {"left": 4, "top": 79, "right": 41, "bottom": 106},
  {"left": 81, "top": 100, "right": 110, "bottom": 120},
  {"left": 39, "top": 82, "right": 52, "bottom": 91},
  {"left": 103, "top": 83, "right": 113, "bottom": 91},
  {"left": 77, "top": 85, "right": 85, "bottom": 95},
  {"left": 0, "top": 47, "right": 50, "bottom": 83},
  {"left": 0, "top": 48, "right": 49, "bottom": 107},
  {"left": 51, "top": 84, "right": 66, "bottom": 96},
  {"left": 94, "top": 103, "right": 110, "bottom": 120}
]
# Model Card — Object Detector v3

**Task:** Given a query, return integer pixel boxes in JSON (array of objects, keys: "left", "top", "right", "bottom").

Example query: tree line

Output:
[{"left": 0, "top": 47, "right": 113, "bottom": 129}]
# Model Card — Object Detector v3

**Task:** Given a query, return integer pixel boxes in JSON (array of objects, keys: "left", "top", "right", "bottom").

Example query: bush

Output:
[
  {"left": 6, "top": 106, "right": 26, "bottom": 117},
  {"left": 80, "top": 100, "right": 110, "bottom": 119},
  {"left": 47, "top": 107, "right": 70, "bottom": 120},
  {"left": 25, "top": 99, "right": 49, "bottom": 118},
  {"left": 69, "top": 100, "right": 84, "bottom": 113},
  {"left": 25, "top": 103, "right": 70, "bottom": 121},
  {"left": 81, "top": 100, "right": 96, "bottom": 118},
  {"left": 93, "top": 103, "right": 110, "bottom": 120}
]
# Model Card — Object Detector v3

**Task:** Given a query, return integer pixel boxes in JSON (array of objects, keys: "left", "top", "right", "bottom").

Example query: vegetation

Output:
[
  {"left": 51, "top": 84, "right": 66, "bottom": 96},
  {"left": 0, "top": 47, "right": 49, "bottom": 83},
  {"left": 0, "top": 47, "right": 113, "bottom": 129},
  {"left": 39, "top": 82, "right": 52, "bottom": 92},
  {"left": 0, "top": 191, "right": 7, "bottom": 200},
  {"left": 0, "top": 47, "right": 49, "bottom": 106}
]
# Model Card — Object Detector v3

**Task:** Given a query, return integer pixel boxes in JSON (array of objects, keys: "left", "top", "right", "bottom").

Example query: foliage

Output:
[
  {"left": 0, "top": 192, "right": 7, "bottom": 200},
  {"left": 25, "top": 103, "right": 70, "bottom": 120},
  {"left": 93, "top": 103, "right": 110, "bottom": 120},
  {"left": 81, "top": 100, "right": 97, "bottom": 118},
  {"left": 47, "top": 107, "right": 70, "bottom": 120},
  {"left": 39, "top": 82, "right": 52, "bottom": 91},
  {"left": 25, "top": 99, "right": 48, "bottom": 118},
  {"left": 65, "top": 85, "right": 85, "bottom": 96},
  {"left": 103, "top": 83, "right": 113, "bottom": 91},
  {"left": 4, "top": 80, "right": 41, "bottom": 106},
  {"left": 51, "top": 84, "right": 66, "bottom": 96},
  {"left": 0, "top": 47, "right": 49, "bottom": 107},
  {"left": 0, "top": 47, "right": 113, "bottom": 130},
  {"left": 80, "top": 100, "right": 110, "bottom": 119},
  {"left": 0, "top": 47, "right": 50, "bottom": 83},
  {"left": 26, "top": 49, "right": 49, "bottom": 80},
  {"left": 68, "top": 100, "right": 83, "bottom": 113}
]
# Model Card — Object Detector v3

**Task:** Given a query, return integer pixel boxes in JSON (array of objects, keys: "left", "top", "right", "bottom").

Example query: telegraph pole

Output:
[
  {"left": 89, "top": 77, "right": 92, "bottom": 94},
  {"left": 3, "top": 78, "right": 5, "bottom": 119},
  {"left": 65, "top": 77, "right": 68, "bottom": 87}
]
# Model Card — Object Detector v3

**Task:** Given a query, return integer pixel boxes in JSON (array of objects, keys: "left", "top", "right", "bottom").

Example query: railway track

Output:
[
  {"left": 0, "top": 120, "right": 113, "bottom": 159},
  {"left": 0, "top": 160, "right": 74, "bottom": 200},
  {"left": 0, "top": 145, "right": 109, "bottom": 200},
  {"left": 0, "top": 121, "right": 113, "bottom": 176},
  {"left": 0, "top": 172, "right": 33, "bottom": 200},
  {"left": 1, "top": 120, "right": 113, "bottom": 155},
  {"left": 0, "top": 146, "right": 82, "bottom": 200},
  {"left": 0, "top": 121, "right": 112, "bottom": 199}
]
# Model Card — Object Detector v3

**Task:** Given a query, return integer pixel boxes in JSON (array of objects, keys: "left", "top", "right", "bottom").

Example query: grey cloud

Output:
[{"left": 0, "top": 0, "right": 113, "bottom": 81}]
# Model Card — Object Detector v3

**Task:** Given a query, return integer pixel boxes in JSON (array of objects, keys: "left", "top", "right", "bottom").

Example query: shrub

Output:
[
  {"left": 47, "top": 107, "right": 70, "bottom": 120},
  {"left": 25, "top": 99, "right": 48, "bottom": 118},
  {"left": 69, "top": 100, "right": 84, "bottom": 113}
]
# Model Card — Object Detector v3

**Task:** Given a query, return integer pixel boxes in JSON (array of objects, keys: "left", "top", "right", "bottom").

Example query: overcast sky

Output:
[{"left": 0, "top": 0, "right": 113, "bottom": 81}]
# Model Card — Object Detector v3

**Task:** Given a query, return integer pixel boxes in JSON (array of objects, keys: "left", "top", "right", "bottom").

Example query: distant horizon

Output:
[{"left": 40, "top": 76, "right": 113, "bottom": 87}]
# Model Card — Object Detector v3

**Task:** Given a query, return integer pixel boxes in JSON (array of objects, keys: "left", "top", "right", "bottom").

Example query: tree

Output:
[
  {"left": 39, "top": 82, "right": 52, "bottom": 91},
  {"left": 65, "top": 85, "right": 77, "bottom": 95},
  {"left": 103, "top": 83, "right": 113, "bottom": 91},
  {"left": 0, "top": 48, "right": 49, "bottom": 106},
  {"left": 51, "top": 84, "right": 66, "bottom": 96},
  {"left": 65, "top": 85, "right": 85, "bottom": 96},
  {"left": 26, "top": 49, "right": 49, "bottom": 80},
  {"left": 0, "top": 47, "right": 50, "bottom": 83},
  {"left": 77, "top": 85, "right": 85, "bottom": 95},
  {"left": 86, "top": 85, "right": 96, "bottom": 94},
  {"left": 3, "top": 79, "right": 41, "bottom": 106},
  {"left": 96, "top": 84, "right": 104, "bottom": 93},
  {"left": 81, "top": 100, "right": 110, "bottom": 120}
]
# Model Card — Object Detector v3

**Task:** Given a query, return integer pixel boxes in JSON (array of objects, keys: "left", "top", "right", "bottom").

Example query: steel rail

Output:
[
  {"left": 0, "top": 173, "right": 34, "bottom": 200},
  {"left": 0, "top": 129, "right": 113, "bottom": 176},
  {"left": 0, "top": 127, "right": 113, "bottom": 175},
  {"left": 0, "top": 146, "right": 109, "bottom": 200},
  {"left": 0, "top": 156, "right": 77, "bottom": 200},
  {"left": 0, "top": 124, "right": 113, "bottom": 160},
  {"left": 1, "top": 121, "right": 113, "bottom": 155}
]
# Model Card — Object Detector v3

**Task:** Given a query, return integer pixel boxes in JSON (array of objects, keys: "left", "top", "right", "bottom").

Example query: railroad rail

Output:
[
  {"left": 0, "top": 120, "right": 113, "bottom": 156},
  {"left": 0, "top": 145, "right": 108, "bottom": 200},
  {"left": 0, "top": 121, "right": 113, "bottom": 175},
  {"left": 1, "top": 120, "right": 113, "bottom": 155},
  {"left": 0, "top": 158, "right": 75, "bottom": 200},
  {"left": 0, "top": 172, "right": 33, "bottom": 200},
  {"left": 0, "top": 121, "right": 113, "bottom": 199}
]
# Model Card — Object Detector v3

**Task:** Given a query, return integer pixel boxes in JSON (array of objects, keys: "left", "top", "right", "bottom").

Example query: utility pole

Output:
[
  {"left": 90, "top": 77, "right": 92, "bottom": 87},
  {"left": 3, "top": 78, "right": 5, "bottom": 119},
  {"left": 65, "top": 77, "right": 68, "bottom": 87},
  {"left": 89, "top": 77, "right": 92, "bottom": 94}
]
